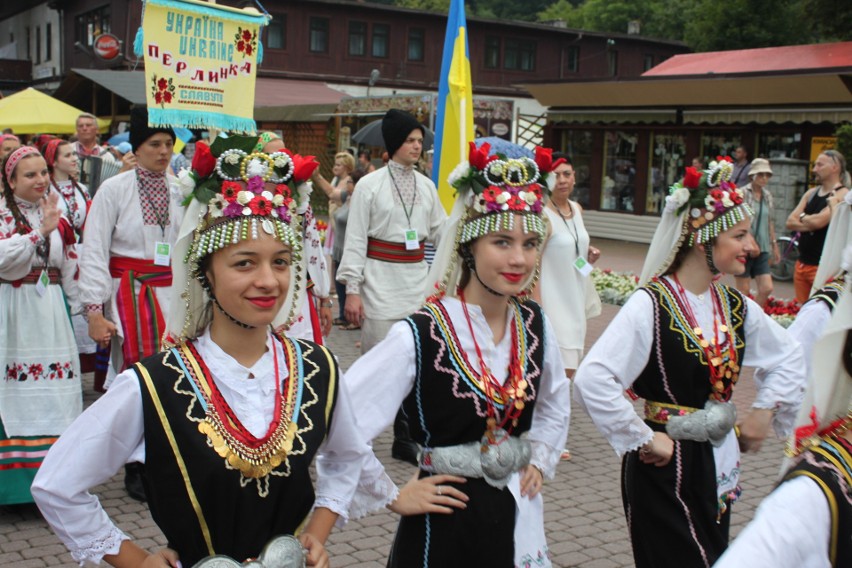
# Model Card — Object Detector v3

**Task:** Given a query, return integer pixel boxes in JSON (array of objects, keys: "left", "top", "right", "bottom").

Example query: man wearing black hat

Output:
[
  {"left": 78, "top": 107, "right": 180, "bottom": 501},
  {"left": 337, "top": 109, "right": 446, "bottom": 464}
]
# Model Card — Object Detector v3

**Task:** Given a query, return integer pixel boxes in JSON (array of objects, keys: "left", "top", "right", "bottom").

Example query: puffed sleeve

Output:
[
  {"left": 337, "top": 178, "right": 374, "bottom": 295},
  {"left": 339, "top": 321, "right": 420, "bottom": 519},
  {"left": 740, "top": 297, "right": 807, "bottom": 437},
  {"left": 573, "top": 290, "right": 656, "bottom": 456},
  {"left": 79, "top": 184, "right": 121, "bottom": 307},
  {"left": 0, "top": 209, "right": 44, "bottom": 280},
  {"left": 713, "top": 476, "right": 830, "bottom": 568},
  {"left": 31, "top": 370, "right": 145, "bottom": 565},
  {"left": 526, "top": 313, "right": 571, "bottom": 479}
]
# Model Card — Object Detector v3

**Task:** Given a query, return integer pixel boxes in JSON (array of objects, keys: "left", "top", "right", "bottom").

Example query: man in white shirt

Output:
[{"left": 337, "top": 109, "right": 446, "bottom": 463}]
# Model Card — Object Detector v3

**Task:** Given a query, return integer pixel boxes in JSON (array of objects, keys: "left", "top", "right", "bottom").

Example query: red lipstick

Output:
[{"left": 248, "top": 297, "right": 277, "bottom": 308}]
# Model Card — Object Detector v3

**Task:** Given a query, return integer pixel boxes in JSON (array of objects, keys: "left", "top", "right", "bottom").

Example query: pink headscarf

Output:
[{"left": 4, "top": 146, "right": 41, "bottom": 179}]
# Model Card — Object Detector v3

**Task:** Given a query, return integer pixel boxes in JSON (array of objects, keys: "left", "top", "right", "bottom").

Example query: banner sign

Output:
[{"left": 137, "top": 0, "right": 268, "bottom": 134}]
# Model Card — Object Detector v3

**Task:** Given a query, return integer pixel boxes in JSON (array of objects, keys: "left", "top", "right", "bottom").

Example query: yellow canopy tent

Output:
[{"left": 0, "top": 87, "right": 110, "bottom": 134}]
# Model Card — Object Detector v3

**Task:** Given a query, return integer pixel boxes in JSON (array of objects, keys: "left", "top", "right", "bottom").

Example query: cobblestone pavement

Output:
[{"left": 0, "top": 239, "right": 793, "bottom": 567}]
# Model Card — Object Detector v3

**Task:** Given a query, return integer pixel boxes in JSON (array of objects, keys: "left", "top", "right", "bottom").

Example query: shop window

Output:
[
  {"left": 45, "top": 23, "right": 52, "bottom": 62},
  {"left": 348, "top": 21, "right": 366, "bottom": 56},
  {"left": 601, "top": 130, "right": 639, "bottom": 212},
  {"left": 643, "top": 54, "right": 655, "bottom": 71},
  {"left": 485, "top": 36, "right": 500, "bottom": 69},
  {"left": 758, "top": 132, "right": 801, "bottom": 160},
  {"left": 35, "top": 26, "right": 41, "bottom": 64},
  {"left": 309, "top": 17, "right": 329, "bottom": 53},
  {"left": 407, "top": 27, "right": 424, "bottom": 61},
  {"left": 700, "top": 132, "right": 742, "bottom": 164},
  {"left": 647, "top": 133, "right": 687, "bottom": 216},
  {"left": 267, "top": 14, "right": 286, "bottom": 50},
  {"left": 504, "top": 38, "right": 535, "bottom": 71},
  {"left": 559, "top": 129, "right": 594, "bottom": 208},
  {"left": 74, "top": 5, "right": 111, "bottom": 47},
  {"left": 372, "top": 24, "right": 389, "bottom": 58}
]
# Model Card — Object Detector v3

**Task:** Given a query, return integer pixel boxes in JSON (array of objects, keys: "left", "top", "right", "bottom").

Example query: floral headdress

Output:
[
  {"left": 426, "top": 143, "right": 562, "bottom": 300},
  {"left": 165, "top": 134, "right": 319, "bottom": 342},
  {"left": 448, "top": 143, "right": 562, "bottom": 243},
  {"left": 639, "top": 157, "right": 753, "bottom": 285}
]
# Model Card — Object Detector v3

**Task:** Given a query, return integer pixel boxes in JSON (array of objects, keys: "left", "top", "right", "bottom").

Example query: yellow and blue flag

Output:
[{"left": 433, "top": 0, "right": 475, "bottom": 213}]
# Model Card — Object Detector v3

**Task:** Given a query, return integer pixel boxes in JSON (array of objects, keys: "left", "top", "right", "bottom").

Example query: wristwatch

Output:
[
  {"left": 798, "top": 212, "right": 806, "bottom": 222},
  {"left": 318, "top": 298, "right": 333, "bottom": 308}
]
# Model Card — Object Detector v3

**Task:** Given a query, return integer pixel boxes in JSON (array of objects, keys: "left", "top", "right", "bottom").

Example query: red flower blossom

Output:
[
  {"left": 710, "top": 189, "right": 724, "bottom": 200},
  {"left": 507, "top": 195, "right": 526, "bottom": 210},
  {"left": 154, "top": 92, "right": 163, "bottom": 104},
  {"left": 468, "top": 141, "right": 497, "bottom": 171},
  {"left": 242, "top": 29, "right": 253, "bottom": 42},
  {"left": 163, "top": 91, "right": 173, "bottom": 103},
  {"left": 249, "top": 195, "right": 272, "bottom": 215},
  {"left": 482, "top": 186, "right": 501, "bottom": 202},
  {"left": 245, "top": 44, "right": 253, "bottom": 56},
  {"left": 237, "top": 40, "right": 245, "bottom": 53},
  {"left": 157, "top": 78, "right": 168, "bottom": 91},
  {"left": 192, "top": 142, "right": 216, "bottom": 178},
  {"left": 221, "top": 181, "right": 242, "bottom": 202},
  {"left": 683, "top": 166, "right": 702, "bottom": 189},
  {"left": 290, "top": 154, "right": 320, "bottom": 183},
  {"left": 534, "top": 146, "right": 564, "bottom": 174},
  {"left": 274, "top": 184, "right": 291, "bottom": 198},
  {"left": 730, "top": 191, "right": 743, "bottom": 205}
]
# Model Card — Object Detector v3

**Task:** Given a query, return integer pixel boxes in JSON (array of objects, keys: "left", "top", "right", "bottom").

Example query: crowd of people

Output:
[{"left": 0, "top": 107, "right": 849, "bottom": 568}]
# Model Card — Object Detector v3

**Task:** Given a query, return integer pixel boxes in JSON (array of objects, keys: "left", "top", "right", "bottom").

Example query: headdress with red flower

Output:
[
  {"left": 448, "top": 142, "right": 561, "bottom": 243},
  {"left": 664, "top": 156, "right": 753, "bottom": 246}
]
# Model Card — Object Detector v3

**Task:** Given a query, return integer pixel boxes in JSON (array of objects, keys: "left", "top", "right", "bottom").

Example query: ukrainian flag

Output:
[{"left": 433, "top": 0, "right": 474, "bottom": 213}]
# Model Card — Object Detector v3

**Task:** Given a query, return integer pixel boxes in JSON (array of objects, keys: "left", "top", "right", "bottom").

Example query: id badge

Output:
[
  {"left": 404, "top": 229, "right": 420, "bottom": 251},
  {"left": 154, "top": 241, "right": 172, "bottom": 267},
  {"left": 35, "top": 269, "right": 49, "bottom": 297},
  {"left": 573, "top": 256, "right": 594, "bottom": 277}
]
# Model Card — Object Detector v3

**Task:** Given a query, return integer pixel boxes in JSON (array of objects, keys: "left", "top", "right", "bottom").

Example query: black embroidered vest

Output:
[
  {"left": 783, "top": 436, "right": 852, "bottom": 567},
  {"left": 634, "top": 281, "right": 747, "bottom": 411},
  {"left": 402, "top": 299, "right": 546, "bottom": 448},
  {"left": 134, "top": 336, "right": 339, "bottom": 565}
]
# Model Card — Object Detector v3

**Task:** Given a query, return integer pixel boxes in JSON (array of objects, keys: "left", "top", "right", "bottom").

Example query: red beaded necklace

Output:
[
  {"left": 670, "top": 275, "right": 739, "bottom": 401},
  {"left": 457, "top": 289, "right": 527, "bottom": 442}
]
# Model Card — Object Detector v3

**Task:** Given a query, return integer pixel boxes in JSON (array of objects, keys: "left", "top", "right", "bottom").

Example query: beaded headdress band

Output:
[
  {"left": 4, "top": 146, "right": 41, "bottom": 179},
  {"left": 168, "top": 134, "right": 319, "bottom": 340},
  {"left": 665, "top": 157, "right": 753, "bottom": 247}
]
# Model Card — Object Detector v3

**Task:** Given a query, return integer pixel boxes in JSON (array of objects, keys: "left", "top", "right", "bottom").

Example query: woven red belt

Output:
[
  {"left": 0, "top": 267, "right": 61, "bottom": 287},
  {"left": 366, "top": 237, "right": 424, "bottom": 264}
]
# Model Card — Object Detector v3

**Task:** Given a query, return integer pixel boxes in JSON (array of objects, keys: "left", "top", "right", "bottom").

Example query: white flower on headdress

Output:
[
  {"left": 242, "top": 206, "right": 252, "bottom": 216},
  {"left": 488, "top": 163, "right": 503, "bottom": 177},
  {"left": 519, "top": 190, "right": 537, "bottom": 206},
  {"left": 495, "top": 191, "right": 509, "bottom": 205},
  {"left": 672, "top": 187, "right": 690, "bottom": 208},
  {"left": 721, "top": 195, "right": 734, "bottom": 208},
  {"left": 246, "top": 158, "right": 268, "bottom": 178},
  {"left": 273, "top": 155, "right": 289, "bottom": 169},
  {"left": 447, "top": 161, "right": 470, "bottom": 187},
  {"left": 272, "top": 194, "right": 285, "bottom": 207},
  {"left": 237, "top": 191, "right": 254, "bottom": 205},
  {"left": 704, "top": 195, "right": 716, "bottom": 210},
  {"left": 208, "top": 195, "right": 226, "bottom": 218},
  {"left": 176, "top": 168, "right": 196, "bottom": 198},
  {"left": 473, "top": 196, "right": 488, "bottom": 213},
  {"left": 225, "top": 153, "right": 241, "bottom": 165},
  {"left": 261, "top": 190, "right": 274, "bottom": 201},
  {"left": 664, "top": 195, "right": 679, "bottom": 214}
]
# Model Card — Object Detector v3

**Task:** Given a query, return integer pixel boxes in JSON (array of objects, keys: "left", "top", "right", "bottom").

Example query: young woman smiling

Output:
[
  {"left": 574, "top": 158, "right": 806, "bottom": 568},
  {"left": 0, "top": 147, "right": 82, "bottom": 506},
  {"left": 342, "top": 144, "right": 571, "bottom": 567},
  {"left": 32, "top": 137, "right": 379, "bottom": 567}
]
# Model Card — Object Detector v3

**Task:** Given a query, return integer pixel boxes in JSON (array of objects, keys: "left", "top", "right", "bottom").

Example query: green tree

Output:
[{"left": 684, "top": 0, "right": 810, "bottom": 51}]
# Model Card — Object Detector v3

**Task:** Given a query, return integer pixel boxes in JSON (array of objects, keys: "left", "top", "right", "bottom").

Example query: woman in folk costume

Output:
[
  {"left": 32, "top": 135, "right": 380, "bottom": 567},
  {"left": 715, "top": 278, "right": 852, "bottom": 568},
  {"left": 573, "top": 158, "right": 807, "bottom": 567},
  {"left": 344, "top": 143, "right": 571, "bottom": 567},
  {"left": 0, "top": 147, "right": 82, "bottom": 505}
]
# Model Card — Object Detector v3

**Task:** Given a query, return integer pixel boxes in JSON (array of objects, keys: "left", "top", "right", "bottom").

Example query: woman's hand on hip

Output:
[
  {"left": 388, "top": 473, "right": 468, "bottom": 516},
  {"left": 638, "top": 432, "right": 674, "bottom": 467}
]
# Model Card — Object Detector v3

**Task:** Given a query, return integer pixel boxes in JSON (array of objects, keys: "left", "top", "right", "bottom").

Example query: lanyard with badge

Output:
[
  {"left": 137, "top": 170, "right": 172, "bottom": 266},
  {"left": 388, "top": 168, "right": 421, "bottom": 250},
  {"left": 553, "top": 202, "right": 593, "bottom": 277},
  {"left": 16, "top": 209, "right": 52, "bottom": 297}
]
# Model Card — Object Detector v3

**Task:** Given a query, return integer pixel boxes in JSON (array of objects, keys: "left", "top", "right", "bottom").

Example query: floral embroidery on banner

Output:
[
  {"left": 516, "top": 547, "right": 551, "bottom": 568},
  {"left": 5, "top": 361, "right": 76, "bottom": 382}
]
